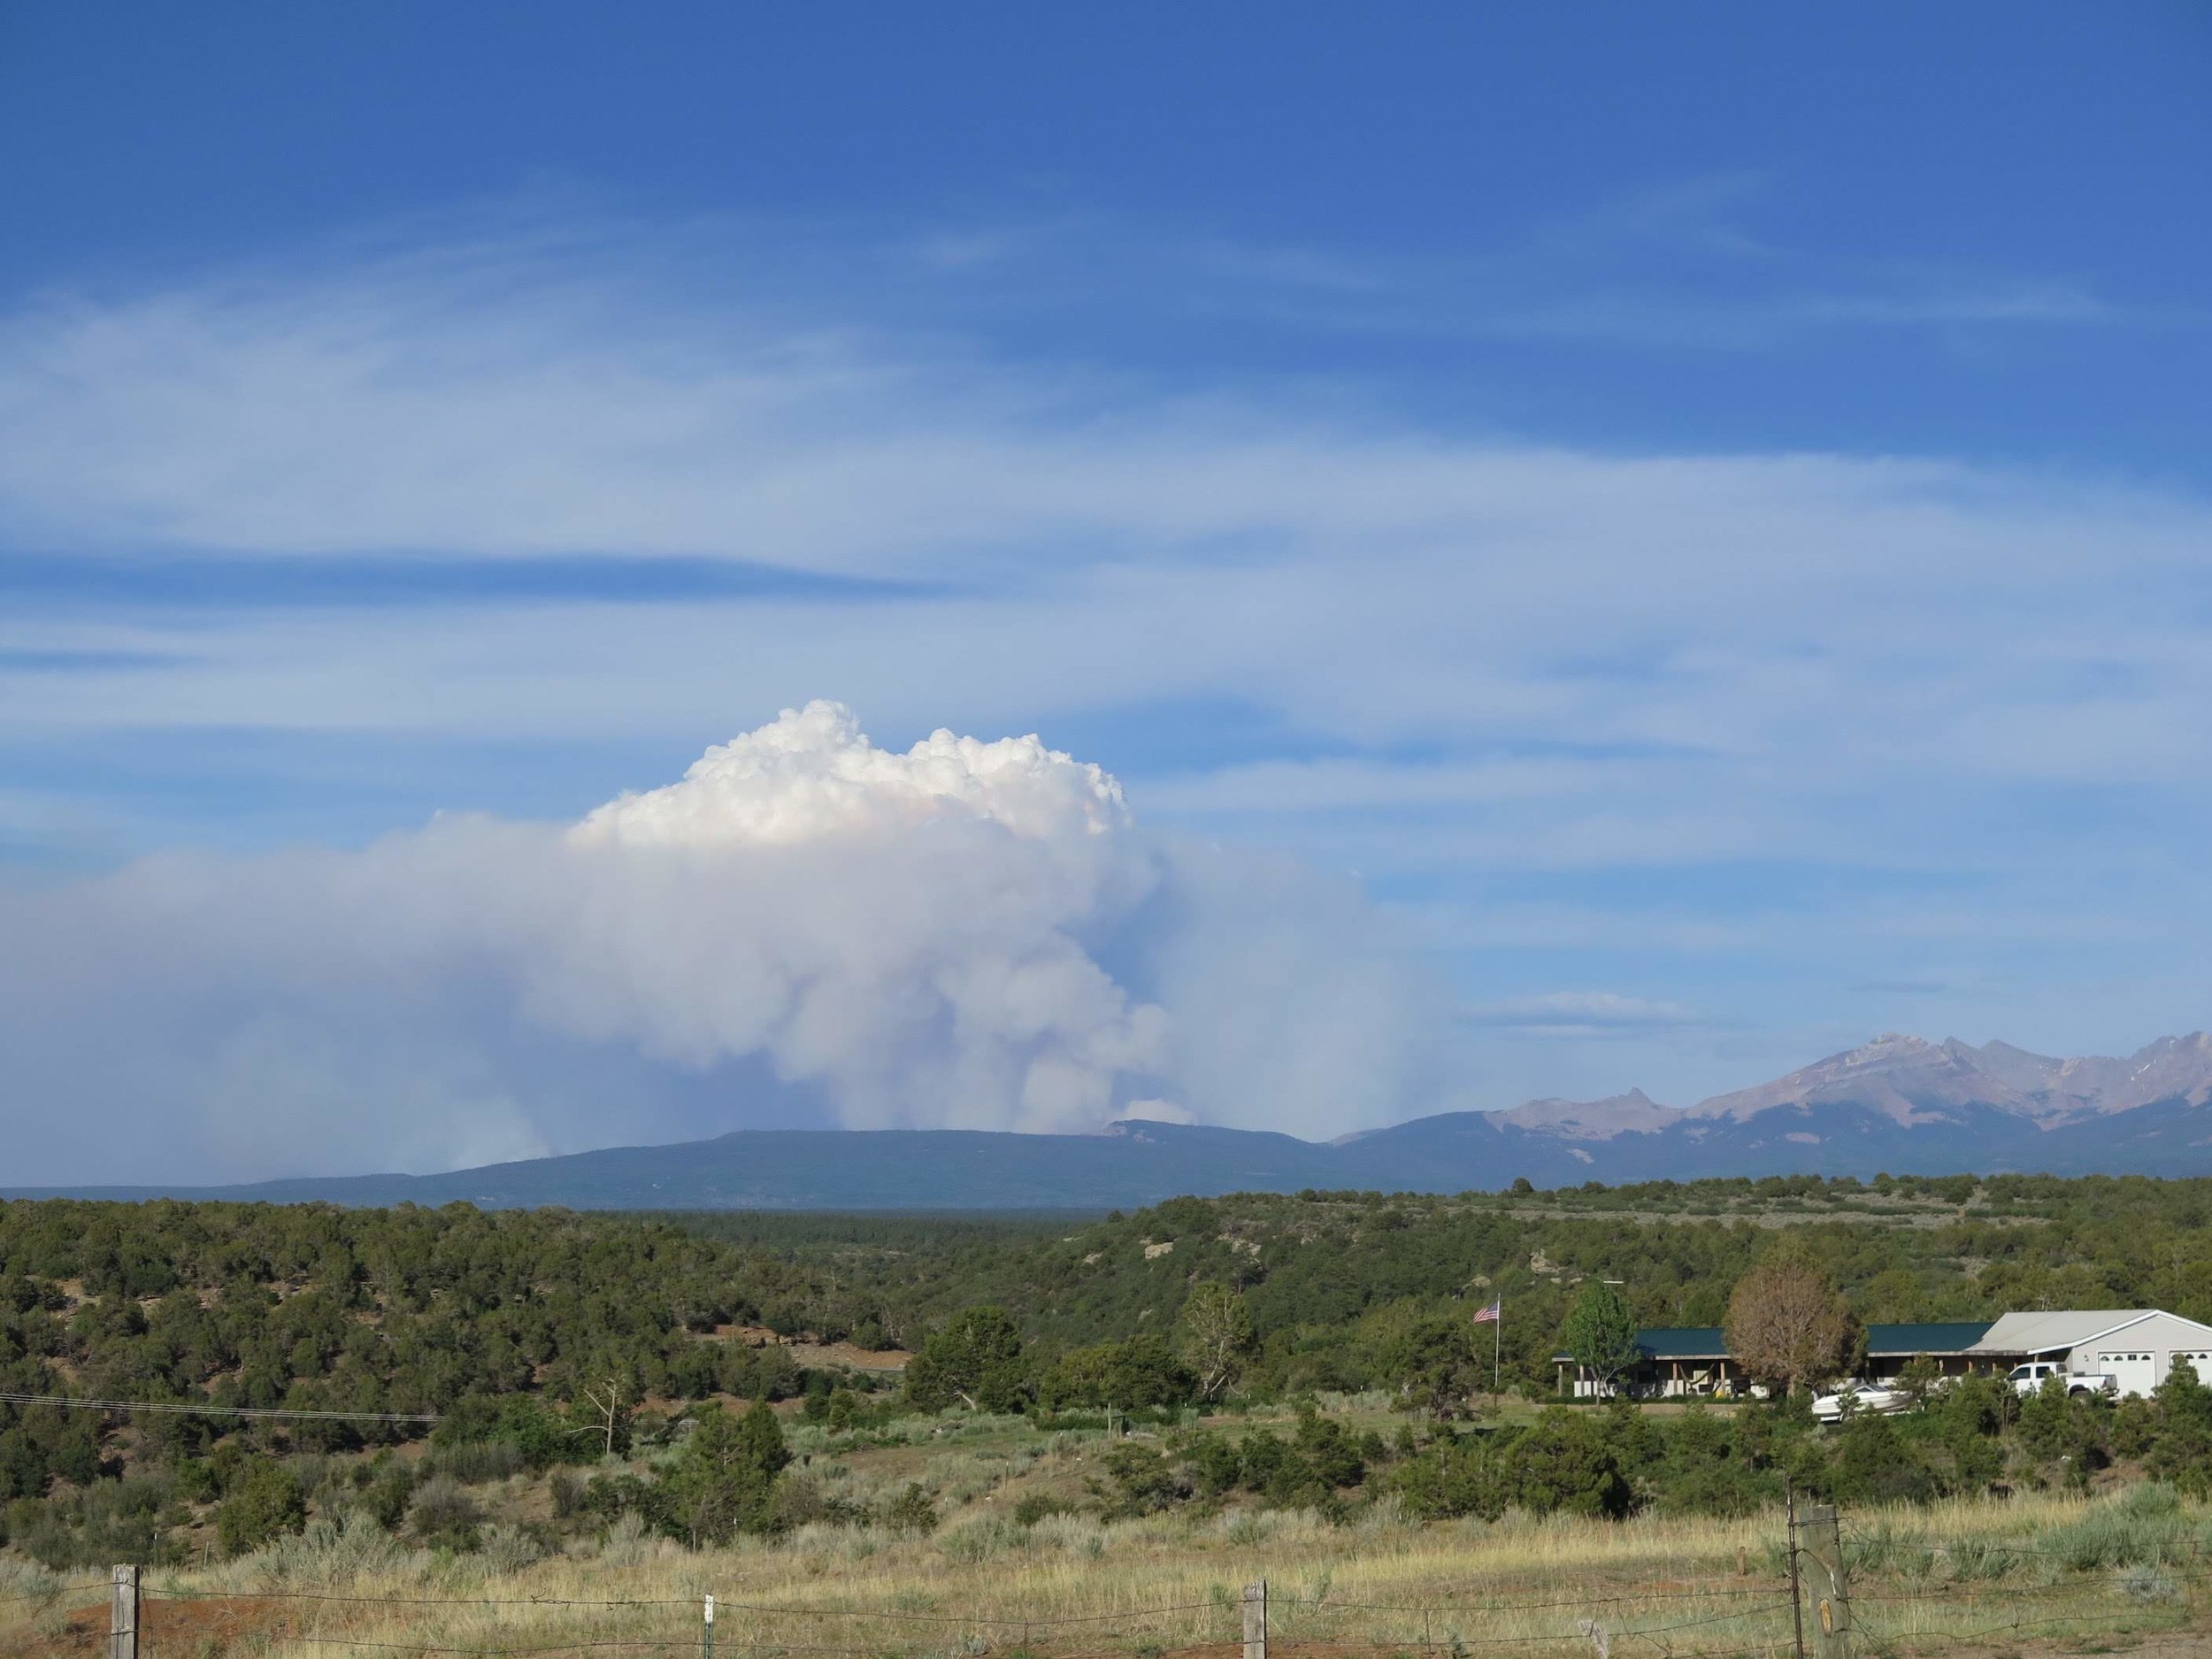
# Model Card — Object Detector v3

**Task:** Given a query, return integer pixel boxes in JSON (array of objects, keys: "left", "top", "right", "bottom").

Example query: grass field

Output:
[{"left": 5, "top": 1473, "right": 2208, "bottom": 1658}]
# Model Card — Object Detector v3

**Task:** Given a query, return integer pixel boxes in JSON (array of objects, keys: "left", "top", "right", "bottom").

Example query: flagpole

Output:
[{"left": 1494, "top": 1300, "right": 1502, "bottom": 1402}]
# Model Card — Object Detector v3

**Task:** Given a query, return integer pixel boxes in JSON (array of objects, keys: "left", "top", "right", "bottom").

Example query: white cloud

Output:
[
  {"left": 574, "top": 701, "right": 1130, "bottom": 848},
  {"left": 0, "top": 703, "right": 1452, "bottom": 1183},
  {"left": 3, "top": 223, "right": 2211, "bottom": 1126}
]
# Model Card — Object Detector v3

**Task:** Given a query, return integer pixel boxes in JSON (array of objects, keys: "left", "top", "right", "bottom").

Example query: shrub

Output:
[
  {"left": 2119, "top": 1563, "right": 2181, "bottom": 1604},
  {"left": 884, "top": 1481, "right": 938, "bottom": 1534},
  {"left": 1497, "top": 1410, "right": 1634, "bottom": 1520},
  {"left": 217, "top": 1461, "right": 308, "bottom": 1558},
  {"left": 549, "top": 1471, "right": 586, "bottom": 1519},
  {"left": 2042, "top": 1489, "right": 2192, "bottom": 1571},
  {"left": 476, "top": 1522, "right": 544, "bottom": 1573},
  {"left": 1831, "top": 1417, "right": 1937, "bottom": 1507},
  {"left": 1942, "top": 1538, "right": 2016, "bottom": 1581},
  {"left": 1012, "top": 1492, "right": 1074, "bottom": 1526},
  {"left": 431, "top": 1440, "right": 527, "bottom": 1485},
  {"left": 249, "top": 1512, "right": 414, "bottom": 1586},
  {"left": 940, "top": 1514, "right": 1021, "bottom": 1562},
  {"left": 406, "top": 1476, "right": 484, "bottom": 1552},
  {"left": 1091, "top": 1444, "right": 1188, "bottom": 1517},
  {"left": 1295, "top": 1408, "right": 1366, "bottom": 1489}
]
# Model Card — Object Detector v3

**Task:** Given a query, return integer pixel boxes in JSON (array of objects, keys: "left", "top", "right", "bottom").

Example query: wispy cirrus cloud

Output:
[{"left": 2, "top": 216, "right": 2209, "bottom": 1129}]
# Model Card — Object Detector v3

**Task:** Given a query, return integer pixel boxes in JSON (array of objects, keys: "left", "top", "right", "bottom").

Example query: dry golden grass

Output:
[{"left": 4, "top": 1486, "right": 2205, "bottom": 1658}]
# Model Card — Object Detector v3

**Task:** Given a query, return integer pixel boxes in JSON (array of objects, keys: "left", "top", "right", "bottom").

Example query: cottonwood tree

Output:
[
  {"left": 1724, "top": 1242, "right": 1856, "bottom": 1396},
  {"left": 1178, "top": 1281, "right": 1255, "bottom": 1402},
  {"left": 1561, "top": 1281, "right": 1641, "bottom": 1398}
]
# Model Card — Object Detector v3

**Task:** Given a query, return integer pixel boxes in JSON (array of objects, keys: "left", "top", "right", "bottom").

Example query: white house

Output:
[{"left": 1966, "top": 1310, "right": 2212, "bottom": 1398}]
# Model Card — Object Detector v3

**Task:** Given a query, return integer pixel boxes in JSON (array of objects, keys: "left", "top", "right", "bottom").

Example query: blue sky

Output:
[{"left": 3, "top": 4, "right": 2211, "bottom": 1160}]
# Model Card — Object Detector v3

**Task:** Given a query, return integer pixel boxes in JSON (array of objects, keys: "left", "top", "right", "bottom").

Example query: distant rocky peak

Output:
[
  {"left": 2107, "top": 1031, "right": 2212, "bottom": 1111},
  {"left": 1827, "top": 1033, "right": 1966, "bottom": 1073},
  {"left": 1492, "top": 1088, "right": 1678, "bottom": 1140},
  {"left": 1946, "top": 1037, "right": 2068, "bottom": 1095}
]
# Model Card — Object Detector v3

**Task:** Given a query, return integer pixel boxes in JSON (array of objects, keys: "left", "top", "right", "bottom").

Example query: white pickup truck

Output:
[{"left": 2007, "top": 1361, "right": 2114, "bottom": 1398}]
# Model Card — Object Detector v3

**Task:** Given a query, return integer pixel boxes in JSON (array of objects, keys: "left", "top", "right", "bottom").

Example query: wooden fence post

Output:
[
  {"left": 1786, "top": 1478, "right": 1805, "bottom": 1659},
  {"left": 703, "top": 1592, "right": 715, "bottom": 1659},
  {"left": 1243, "top": 1578, "right": 1267, "bottom": 1659},
  {"left": 109, "top": 1564, "right": 139, "bottom": 1659},
  {"left": 1797, "top": 1506, "right": 1850, "bottom": 1659}
]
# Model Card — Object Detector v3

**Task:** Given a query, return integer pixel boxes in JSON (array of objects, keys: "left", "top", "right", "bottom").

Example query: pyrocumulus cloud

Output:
[{"left": 0, "top": 703, "right": 1456, "bottom": 1184}]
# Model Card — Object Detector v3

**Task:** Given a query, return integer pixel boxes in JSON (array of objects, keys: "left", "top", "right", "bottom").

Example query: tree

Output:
[
  {"left": 1831, "top": 1414, "right": 1936, "bottom": 1505},
  {"left": 2149, "top": 1356, "right": 2212, "bottom": 1495},
  {"left": 1500, "top": 1408, "right": 1636, "bottom": 1519},
  {"left": 902, "top": 1306, "right": 1031, "bottom": 1413},
  {"left": 1723, "top": 1242, "right": 1855, "bottom": 1396},
  {"left": 216, "top": 1459, "right": 306, "bottom": 1557},
  {"left": 1039, "top": 1334, "right": 1194, "bottom": 1409},
  {"left": 1178, "top": 1281, "right": 1255, "bottom": 1402},
  {"left": 1561, "top": 1282, "right": 1641, "bottom": 1399},
  {"left": 1893, "top": 1354, "right": 1943, "bottom": 1409},
  {"left": 1375, "top": 1311, "right": 1484, "bottom": 1417},
  {"left": 658, "top": 1397, "right": 792, "bottom": 1546},
  {"left": 1855, "top": 1268, "right": 1932, "bottom": 1324}
]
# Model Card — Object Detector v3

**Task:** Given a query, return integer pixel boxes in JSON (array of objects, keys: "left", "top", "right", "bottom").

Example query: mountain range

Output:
[{"left": 12, "top": 1031, "right": 2212, "bottom": 1211}]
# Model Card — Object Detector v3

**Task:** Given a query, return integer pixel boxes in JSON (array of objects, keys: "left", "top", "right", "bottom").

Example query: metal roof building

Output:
[
  {"left": 1966, "top": 1309, "right": 2212, "bottom": 1398},
  {"left": 1555, "top": 1320, "right": 1993, "bottom": 1399}
]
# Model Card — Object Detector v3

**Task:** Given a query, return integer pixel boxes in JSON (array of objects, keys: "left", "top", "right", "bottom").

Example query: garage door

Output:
[
  {"left": 2171, "top": 1349, "right": 2212, "bottom": 1386},
  {"left": 2099, "top": 1350, "right": 2158, "bottom": 1397}
]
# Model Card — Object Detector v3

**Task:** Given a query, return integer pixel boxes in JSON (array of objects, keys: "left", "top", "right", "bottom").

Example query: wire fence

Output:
[
  {"left": 0, "top": 1573, "right": 1811, "bottom": 1659},
  {"left": 9, "top": 1503, "right": 2212, "bottom": 1657}
]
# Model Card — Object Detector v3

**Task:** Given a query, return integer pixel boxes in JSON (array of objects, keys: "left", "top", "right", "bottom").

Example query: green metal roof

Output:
[
  {"left": 1554, "top": 1320, "right": 1993, "bottom": 1366},
  {"left": 1636, "top": 1326, "right": 1728, "bottom": 1360}
]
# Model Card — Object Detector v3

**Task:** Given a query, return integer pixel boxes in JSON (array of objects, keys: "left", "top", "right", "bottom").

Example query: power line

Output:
[{"left": 0, "top": 1391, "right": 441, "bottom": 1424}]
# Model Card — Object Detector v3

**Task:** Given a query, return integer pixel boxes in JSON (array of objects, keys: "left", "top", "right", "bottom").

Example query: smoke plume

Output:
[{"left": 0, "top": 703, "right": 1455, "bottom": 1183}]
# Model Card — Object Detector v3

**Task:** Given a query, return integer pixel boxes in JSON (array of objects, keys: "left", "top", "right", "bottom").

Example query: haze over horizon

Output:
[{"left": 3, "top": 7, "right": 2208, "bottom": 1183}]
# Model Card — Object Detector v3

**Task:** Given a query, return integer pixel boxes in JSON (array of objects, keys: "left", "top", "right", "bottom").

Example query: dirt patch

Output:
[
  {"left": 701, "top": 1325, "right": 908, "bottom": 1371},
  {"left": 2, "top": 1594, "right": 295, "bottom": 1658},
  {"left": 791, "top": 1339, "right": 908, "bottom": 1371}
]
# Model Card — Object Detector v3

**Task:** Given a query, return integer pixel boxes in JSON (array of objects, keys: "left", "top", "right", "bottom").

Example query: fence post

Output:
[
  {"left": 1243, "top": 1578, "right": 1267, "bottom": 1659},
  {"left": 1797, "top": 1506, "right": 1850, "bottom": 1659},
  {"left": 703, "top": 1592, "right": 714, "bottom": 1659},
  {"left": 109, "top": 1564, "right": 139, "bottom": 1659},
  {"left": 1786, "top": 1478, "right": 1805, "bottom": 1659}
]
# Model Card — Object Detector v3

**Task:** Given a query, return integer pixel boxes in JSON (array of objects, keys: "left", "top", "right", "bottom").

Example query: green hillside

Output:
[{"left": 9, "top": 1171, "right": 2212, "bottom": 1571}]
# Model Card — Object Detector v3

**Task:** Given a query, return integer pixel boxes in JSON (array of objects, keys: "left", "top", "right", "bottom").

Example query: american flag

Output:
[{"left": 1472, "top": 1299, "right": 1502, "bottom": 1324}]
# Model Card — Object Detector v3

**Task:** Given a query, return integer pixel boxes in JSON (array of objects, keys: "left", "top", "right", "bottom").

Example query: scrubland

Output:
[{"left": 4, "top": 1434, "right": 2208, "bottom": 1658}]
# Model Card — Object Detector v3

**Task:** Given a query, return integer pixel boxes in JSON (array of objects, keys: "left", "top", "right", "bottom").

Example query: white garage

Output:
[{"left": 1968, "top": 1310, "right": 2212, "bottom": 1398}]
